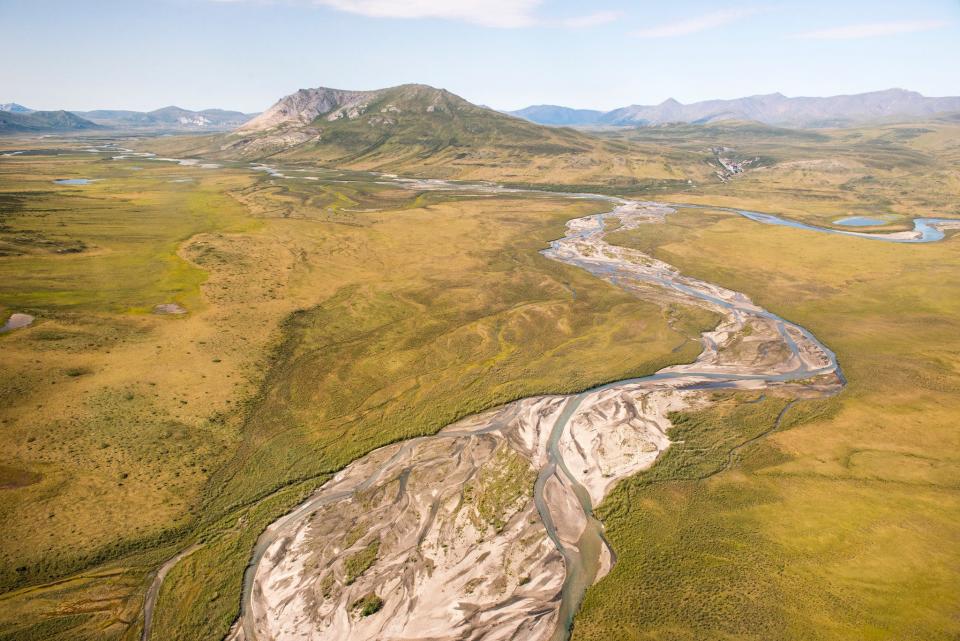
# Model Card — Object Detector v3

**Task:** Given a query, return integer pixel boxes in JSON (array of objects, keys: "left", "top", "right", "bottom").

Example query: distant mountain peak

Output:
[
  {"left": 75, "top": 106, "right": 255, "bottom": 131},
  {"left": 510, "top": 89, "right": 960, "bottom": 128},
  {"left": 0, "top": 109, "right": 99, "bottom": 133},
  {"left": 237, "top": 83, "right": 472, "bottom": 133},
  {"left": 505, "top": 104, "right": 604, "bottom": 126},
  {"left": 0, "top": 102, "right": 32, "bottom": 113}
]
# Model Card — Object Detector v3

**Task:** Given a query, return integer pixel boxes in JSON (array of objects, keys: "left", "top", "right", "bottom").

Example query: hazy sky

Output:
[{"left": 2, "top": 0, "right": 958, "bottom": 112}]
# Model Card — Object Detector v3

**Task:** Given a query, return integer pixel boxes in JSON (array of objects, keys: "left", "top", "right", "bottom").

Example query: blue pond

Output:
[
  {"left": 833, "top": 216, "right": 886, "bottom": 227},
  {"left": 54, "top": 178, "right": 92, "bottom": 185}
]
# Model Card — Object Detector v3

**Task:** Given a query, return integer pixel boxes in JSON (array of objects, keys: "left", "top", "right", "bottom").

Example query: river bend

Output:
[{"left": 116, "top": 156, "right": 956, "bottom": 641}]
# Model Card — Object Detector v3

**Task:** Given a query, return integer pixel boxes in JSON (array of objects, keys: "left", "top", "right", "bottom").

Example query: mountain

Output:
[
  {"left": 0, "top": 110, "right": 100, "bottom": 134},
  {"left": 510, "top": 89, "right": 960, "bottom": 128},
  {"left": 77, "top": 106, "right": 256, "bottom": 131},
  {"left": 236, "top": 88, "right": 385, "bottom": 132},
  {"left": 220, "top": 83, "right": 611, "bottom": 168},
  {"left": 0, "top": 103, "right": 32, "bottom": 113},
  {"left": 147, "top": 106, "right": 255, "bottom": 129},
  {"left": 142, "top": 83, "right": 710, "bottom": 187},
  {"left": 78, "top": 110, "right": 158, "bottom": 127},
  {"left": 503, "top": 105, "right": 604, "bottom": 126}
]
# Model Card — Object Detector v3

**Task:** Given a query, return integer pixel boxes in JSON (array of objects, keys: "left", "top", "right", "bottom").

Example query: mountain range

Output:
[
  {"left": 0, "top": 103, "right": 32, "bottom": 114},
  {"left": 76, "top": 106, "right": 256, "bottom": 130},
  {"left": 144, "top": 83, "right": 705, "bottom": 187},
  {"left": 5, "top": 87, "right": 957, "bottom": 136},
  {"left": 509, "top": 89, "right": 960, "bottom": 128},
  {"left": 202, "top": 83, "right": 611, "bottom": 163},
  {"left": 0, "top": 110, "right": 100, "bottom": 133},
  {"left": 0, "top": 103, "right": 255, "bottom": 132}
]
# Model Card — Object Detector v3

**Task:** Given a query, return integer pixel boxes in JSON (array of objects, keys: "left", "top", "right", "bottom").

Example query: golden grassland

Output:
[
  {"left": 3, "top": 118, "right": 959, "bottom": 640},
  {"left": 138, "top": 125, "right": 712, "bottom": 194},
  {"left": 0, "top": 148, "right": 264, "bottom": 575},
  {"left": 574, "top": 207, "right": 960, "bottom": 640},
  {"left": 0, "top": 137, "right": 715, "bottom": 640},
  {"left": 614, "top": 119, "right": 960, "bottom": 223}
]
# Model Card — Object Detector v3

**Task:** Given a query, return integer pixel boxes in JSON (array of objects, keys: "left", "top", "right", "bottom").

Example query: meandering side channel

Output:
[{"left": 130, "top": 161, "right": 955, "bottom": 641}]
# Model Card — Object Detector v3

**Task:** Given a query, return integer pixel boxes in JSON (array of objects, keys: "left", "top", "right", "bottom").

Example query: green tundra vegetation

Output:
[
  {"left": 1, "top": 115, "right": 958, "bottom": 641},
  {"left": 604, "top": 117, "right": 960, "bottom": 223},
  {"left": 351, "top": 592, "right": 384, "bottom": 617},
  {"left": 574, "top": 204, "right": 960, "bottom": 640},
  {"left": 463, "top": 443, "right": 536, "bottom": 533},
  {"left": 344, "top": 539, "right": 380, "bottom": 585},
  {"left": 0, "top": 137, "right": 714, "bottom": 640}
]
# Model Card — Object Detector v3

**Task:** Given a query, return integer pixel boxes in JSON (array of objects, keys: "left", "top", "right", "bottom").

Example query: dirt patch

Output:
[
  {"left": 153, "top": 303, "right": 187, "bottom": 315},
  {"left": 0, "top": 464, "right": 42, "bottom": 490}
]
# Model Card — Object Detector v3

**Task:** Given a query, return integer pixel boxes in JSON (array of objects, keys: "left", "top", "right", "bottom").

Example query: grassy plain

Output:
[
  {"left": 607, "top": 118, "right": 960, "bottom": 223},
  {"left": 574, "top": 205, "right": 960, "bottom": 640},
  {"left": 0, "top": 136, "right": 715, "bottom": 640},
  {"left": 4, "top": 117, "right": 958, "bottom": 641}
]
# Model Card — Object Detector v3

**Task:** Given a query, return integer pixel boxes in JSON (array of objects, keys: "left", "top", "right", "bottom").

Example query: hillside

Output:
[
  {"left": 78, "top": 106, "right": 255, "bottom": 131},
  {"left": 510, "top": 89, "right": 960, "bottom": 128},
  {"left": 0, "top": 110, "right": 100, "bottom": 134},
  {"left": 144, "top": 83, "right": 708, "bottom": 188},
  {"left": 227, "top": 84, "right": 595, "bottom": 161},
  {"left": 501, "top": 105, "right": 604, "bottom": 126}
]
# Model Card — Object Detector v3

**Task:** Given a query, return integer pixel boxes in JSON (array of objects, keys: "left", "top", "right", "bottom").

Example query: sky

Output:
[{"left": 2, "top": 0, "right": 959, "bottom": 112}]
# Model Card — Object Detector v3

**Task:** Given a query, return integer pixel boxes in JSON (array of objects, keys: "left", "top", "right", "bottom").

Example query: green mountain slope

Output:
[
  {"left": 0, "top": 110, "right": 100, "bottom": 134},
  {"left": 146, "top": 84, "right": 710, "bottom": 189}
]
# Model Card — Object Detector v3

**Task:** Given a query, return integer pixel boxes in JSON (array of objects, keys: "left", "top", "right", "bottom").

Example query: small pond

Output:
[{"left": 1, "top": 313, "right": 34, "bottom": 333}]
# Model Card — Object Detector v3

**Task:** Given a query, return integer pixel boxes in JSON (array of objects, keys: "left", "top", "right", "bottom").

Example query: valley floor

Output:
[
  {"left": 0, "top": 137, "right": 707, "bottom": 640},
  {"left": 1, "top": 132, "right": 958, "bottom": 641}
]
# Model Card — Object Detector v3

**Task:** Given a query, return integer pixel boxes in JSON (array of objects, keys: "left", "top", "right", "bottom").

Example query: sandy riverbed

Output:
[{"left": 230, "top": 199, "right": 841, "bottom": 641}]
